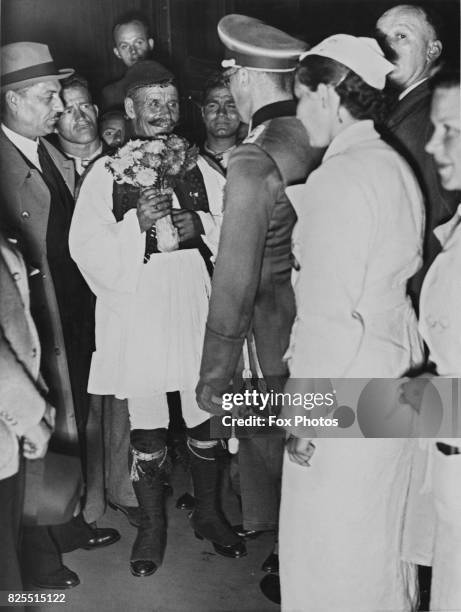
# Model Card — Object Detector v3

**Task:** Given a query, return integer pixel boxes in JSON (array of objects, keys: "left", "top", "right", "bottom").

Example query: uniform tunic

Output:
[
  {"left": 197, "top": 102, "right": 321, "bottom": 530},
  {"left": 280, "top": 121, "right": 424, "bottom": 612},
  {"left": 199, "top": 101, "right": 321, "bottom": 393}
]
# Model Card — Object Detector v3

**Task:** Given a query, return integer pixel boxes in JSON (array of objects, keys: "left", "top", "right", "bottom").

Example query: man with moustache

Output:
[
  {"left": 0, "top": 42, "right": 119, "bottom": 590},
  {"left": 49, "top": 74, "right": 104, "bottom": 177},
  {"left": 48, "top": 73, "right": 140, "bottom": 528},
  {"left": 376, "top": 4, "right": 459, "bottom": 302},
  {"left": 70, "top": 60, "right": 244, "bottom": 579},
  {"left": 201, "top": 73, "right": 241, "bottom": 171}
]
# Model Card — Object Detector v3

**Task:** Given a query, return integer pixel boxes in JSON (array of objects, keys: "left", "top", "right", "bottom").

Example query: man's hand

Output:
[
  {"left": 137, "top": 189, "right": 172, "bottom": 233},
  {"left": 196, "top": 381, "right": 225, "bottom": 416},
  {"left": 172, "top": 209, "right": 204, "bottom": 242},
  {"left": 22, "top": 419, "right": 52, "bottom": 460},
  {"left": 398, "top": 376, "right": 432, "bottom": 415},
  {"left": 286, "top": 436, "right": 316, "bottom": 467}
]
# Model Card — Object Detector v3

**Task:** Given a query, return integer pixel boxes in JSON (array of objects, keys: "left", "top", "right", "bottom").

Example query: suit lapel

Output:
[
  {"left": 0, "top": 130, "right": 51, "bottom": 257},
  {"left": 387, "top": 81, "right": 431, "bottom": 130},
  {"left": 40, "top": 137, "right": 75, "bottom": 196}
]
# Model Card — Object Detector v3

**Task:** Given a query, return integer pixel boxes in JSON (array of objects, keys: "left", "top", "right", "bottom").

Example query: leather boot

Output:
[
  {"left": 129, "top": 446, "right": 168, "bottom": 577},
  {"left": 188, "top": 437, "right": 246, "bottom": 559}
]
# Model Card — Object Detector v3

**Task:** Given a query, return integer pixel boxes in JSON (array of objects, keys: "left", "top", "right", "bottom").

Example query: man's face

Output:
[
  {"left": 224, "top": 68, "right": 252, "bottom": 124},
  {"left": 101, "top": 115, "right": 126, "bottom": 147},
  {"left": 113, "top": 21, "right": 154, "bottom": 68},
  {"left": 201, "top": 85, "right": 240, "bottom": 140},
  {"left": 425, "top": 86, "right": 461, "bottom": 191},
  {"left": 126, "top": 83, "right": 179, "bottom": 137},
  {"left": 12, "top": 80, "right": 64, "bottom": 138},
  {"left": 376, "top": 6, "right": 441, "bottom": 91},
  {"left": 57, "top": 86, "right": 98, "bottom": 145}
]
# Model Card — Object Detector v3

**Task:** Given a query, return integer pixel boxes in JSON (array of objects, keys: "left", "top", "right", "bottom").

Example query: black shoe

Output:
[
  {"left": 31, "top": 566, "right": 80, "bottom": 589},
  {"left": 176, "top": 492, "right": 195, "bottom": 511},
  {"left": 232, "top": 524, "right": 264, "bottom": 540},
  {"left": 130, "top": 559, "right": 159, "bottom": 577},
  {"left": 194, "top": 531, "right": 247, "bottom": 558},
  {"left": 82, "top": 527, "right": 120, "bottom": 550},
  {"left": 260, "top": 573, "right": 280, "bottom": 604},
  {"left": 108, "top": 501, "right": 142, "bottom": 528},
  {"left": 261, "top": 551, "right": 279, "bottom": 574}
]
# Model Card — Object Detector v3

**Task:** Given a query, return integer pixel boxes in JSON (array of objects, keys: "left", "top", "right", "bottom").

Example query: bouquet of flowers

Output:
[{"left": 106, "top": 135, "right": 199, "bottom": 252}]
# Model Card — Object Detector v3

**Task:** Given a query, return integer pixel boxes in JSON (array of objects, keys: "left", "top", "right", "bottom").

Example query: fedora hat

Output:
[{"left": 1, "top": 42, "right": 74, "bottom": 91}]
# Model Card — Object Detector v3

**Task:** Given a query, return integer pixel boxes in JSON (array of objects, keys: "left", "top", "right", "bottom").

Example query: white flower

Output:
[
  {"left": 136, "top": 167, "right": 158, "bottom": 187},
  {"left": 110, "top": 154, "right": 135, "bottom": 174},
  {"left": 143, "top": 139, "right": 166, "bottom": 155},
  {"left": 132, "top": 149, "right": 145, "bottom": 161}
]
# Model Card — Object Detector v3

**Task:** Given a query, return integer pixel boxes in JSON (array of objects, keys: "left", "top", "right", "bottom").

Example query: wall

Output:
[{"left": 1, "top": 0, "right": 459, "bottom": 120}]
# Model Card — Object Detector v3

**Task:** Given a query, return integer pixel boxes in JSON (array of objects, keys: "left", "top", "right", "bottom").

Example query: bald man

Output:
[{"left": 376, "top": 4, "right": 459, "bottom": 304}]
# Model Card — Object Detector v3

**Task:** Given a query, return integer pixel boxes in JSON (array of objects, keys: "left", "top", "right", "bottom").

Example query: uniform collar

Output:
[
  {"left": 251, "top": 99, "right": 296, "bottom": 131},
  {"left": 323, "top": 120, "right": 379, "bottom": 162}
]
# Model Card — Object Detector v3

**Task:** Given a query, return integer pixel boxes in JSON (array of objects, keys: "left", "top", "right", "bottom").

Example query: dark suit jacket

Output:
[
  {"left": 0, "top": 129, "right": 79, "bottom": 452},
  {"left": 198, "top": 102, "right": 323, "bottom": 396},
  {"left": 384, "top": 80, "right": 460, "bottom": 301}
]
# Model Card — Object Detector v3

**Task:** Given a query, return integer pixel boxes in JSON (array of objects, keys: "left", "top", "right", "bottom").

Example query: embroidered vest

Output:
[{"left": 112, "top": 165, "right": 213, "bottom": 275}]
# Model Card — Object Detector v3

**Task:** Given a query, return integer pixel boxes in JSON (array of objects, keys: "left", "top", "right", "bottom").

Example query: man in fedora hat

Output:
[
  {"left": 0, "top": 41, "right": 119, "bottom": 589},
  {"left": 195, "top": 14, "right": 322, "bottom": 587}
]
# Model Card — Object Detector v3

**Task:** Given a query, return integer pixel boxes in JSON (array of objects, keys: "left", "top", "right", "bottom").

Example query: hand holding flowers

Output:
[
  {"left": 136, "top": 188, "right": 172, "bottom": 233},
  {"left": 106, "top": 135, "right": 199, "bottom": 253}
]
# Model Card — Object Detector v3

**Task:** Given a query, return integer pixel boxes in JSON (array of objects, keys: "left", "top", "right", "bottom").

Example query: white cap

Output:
[{"left": 299, "top": 34, "right": 394, "bottom": 90}]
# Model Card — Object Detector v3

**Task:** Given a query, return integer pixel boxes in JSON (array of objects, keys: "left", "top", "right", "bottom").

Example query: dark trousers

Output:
[
  {"left": 84, "top": 395, "right": 137, "bottom": 523},
  {"left": 21, "top": 514, "right": 92, "bottom": 579},
  {"left": 238, "top": 433, "right": 285, "bottom": 531},
  {"left": 0, "top": 470, "right": 24, "bottom": 591}
]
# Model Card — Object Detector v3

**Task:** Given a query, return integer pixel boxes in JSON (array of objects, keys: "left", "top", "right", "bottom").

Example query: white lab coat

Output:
[
  {"left": 280, "top": 121, "right": 425, "bottom": 612},
  {"left": 418, "top": 206, "right": 461, "bottom": 611}
]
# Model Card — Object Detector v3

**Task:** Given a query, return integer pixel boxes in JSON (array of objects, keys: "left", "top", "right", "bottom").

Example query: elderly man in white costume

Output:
[
  {"left": 278, "top": 36, "right": 425, "bottom": 611},
  {"left": 70, "top": 60, "right": 247, "bottom": 579}
]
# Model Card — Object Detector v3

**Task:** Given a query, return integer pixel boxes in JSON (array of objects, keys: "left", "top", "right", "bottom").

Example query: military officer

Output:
[{"left": 196, "top": 14, "right": 322, "bottom": 583}]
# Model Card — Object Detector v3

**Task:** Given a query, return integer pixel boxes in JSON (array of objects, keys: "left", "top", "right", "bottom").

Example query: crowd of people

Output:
[{"left": 0, "top": 4, "right": 460, "bottom": 612}]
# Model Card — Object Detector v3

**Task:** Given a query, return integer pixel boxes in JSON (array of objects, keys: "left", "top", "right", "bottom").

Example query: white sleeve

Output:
[
  {"left": 69, "top": 157, "right": 145, "bottom": 296},
  {"left": 196, "top": 156, "right": 226, "bottom": 259}
]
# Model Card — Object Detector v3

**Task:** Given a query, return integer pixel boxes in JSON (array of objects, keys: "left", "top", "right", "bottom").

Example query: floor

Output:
[{"left": 32, "top": 466, "right": 280, "bottom": 612}]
